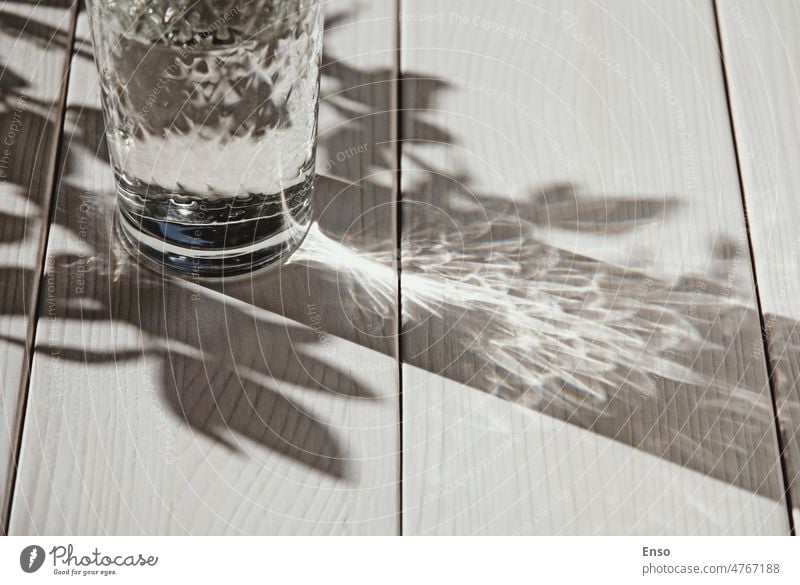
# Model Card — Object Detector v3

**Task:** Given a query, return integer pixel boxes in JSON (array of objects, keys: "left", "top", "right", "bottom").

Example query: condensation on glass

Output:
[{"left": 87, "top": 0, "right": 323, "bottom": 277}]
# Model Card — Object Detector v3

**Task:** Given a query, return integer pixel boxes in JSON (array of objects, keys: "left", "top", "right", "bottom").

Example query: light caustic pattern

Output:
[
  {"left": 293, "top": 220, "right": 743, "bottom": 413},
  {"left": 290, "top": 208, "right": 773, "bottom": 479}
]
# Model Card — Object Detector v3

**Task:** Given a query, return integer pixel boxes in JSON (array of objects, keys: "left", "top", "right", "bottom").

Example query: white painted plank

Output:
[
  {"left": 0, "top": 0, "right": 77, "bottom": 533},
  {"left": 10, "top": 0, "right": 399, "bottom": 535},
  {"left": 404, "top": 366, "right": 787, "bottom": 534},
  {"left": 717, "top": 0, "right": 800, "bottom": 529},
  {"left": 401, "top": 0, "right": 789, "bottom": 533}
]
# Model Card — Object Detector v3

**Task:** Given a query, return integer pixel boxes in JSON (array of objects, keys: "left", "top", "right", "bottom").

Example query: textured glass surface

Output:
[{"left": 87, "top": 0, "right": 322, "bottom": 276}]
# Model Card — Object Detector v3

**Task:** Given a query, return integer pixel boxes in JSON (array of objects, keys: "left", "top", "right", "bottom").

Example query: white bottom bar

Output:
[{"left": 1, "top": 537, "right": 798, "bottom": 584}]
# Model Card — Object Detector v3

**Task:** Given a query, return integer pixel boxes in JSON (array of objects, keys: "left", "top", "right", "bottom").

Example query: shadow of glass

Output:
[
  {"left": 0, "top": 4, "right": 790, "bottom": 502},
  {"left": 277, "top": 181, "right": 781, "bottom": 500},
  {"left": 762, "top": 314, "right": 800, "bottom": 507},
  {"left": 232, "top": 37, "right": 783, "bottom": 501}
]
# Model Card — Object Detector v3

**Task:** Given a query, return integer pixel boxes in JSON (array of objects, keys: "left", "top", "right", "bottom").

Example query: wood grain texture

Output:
[
  {"left": 716, "top": 0, "right": 800, "bottom": 529},
  {"left": 9, "top": 0, "right": 399, "bottom": 535},
  {"left": 0, "top": 0, "right": 77, "bottom": 534},
  {"left": 400, "top": 0, "right": 790, "bottom": 533}
]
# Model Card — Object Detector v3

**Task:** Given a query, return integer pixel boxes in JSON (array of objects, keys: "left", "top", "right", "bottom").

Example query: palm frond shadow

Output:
[{"left": 0, "top": 7, "right": 791, "bottom": 499}]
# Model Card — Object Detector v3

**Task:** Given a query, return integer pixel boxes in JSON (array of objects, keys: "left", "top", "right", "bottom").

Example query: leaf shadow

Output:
[{"left": 1, "top": 3, "right": 795, "bottom": 510}]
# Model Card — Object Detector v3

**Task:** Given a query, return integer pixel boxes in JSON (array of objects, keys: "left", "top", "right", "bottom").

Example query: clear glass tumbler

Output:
[{"left": 86, "top": 0, "right": 323, "bottom": 277}]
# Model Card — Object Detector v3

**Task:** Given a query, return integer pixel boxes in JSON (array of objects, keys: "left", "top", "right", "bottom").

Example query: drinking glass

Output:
[{"left": 86, "top": 0, "right": 323, "bottom": 277}]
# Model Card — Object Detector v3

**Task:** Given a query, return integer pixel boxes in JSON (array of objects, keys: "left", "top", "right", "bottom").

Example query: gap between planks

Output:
[
  {"left": 711, "top": 0, "right": 795, "bottom": 535},
  {"left": 1, "top": 0, "right": 79, "bottom": 534}
]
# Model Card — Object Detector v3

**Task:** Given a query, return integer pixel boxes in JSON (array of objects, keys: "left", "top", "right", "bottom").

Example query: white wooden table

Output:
[{"left": 1, "top": 0, "right": 799, "bottom": 535}]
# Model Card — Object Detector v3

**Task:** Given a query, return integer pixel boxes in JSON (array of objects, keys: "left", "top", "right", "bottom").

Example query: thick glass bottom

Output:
[{"left": 114, "top": 176, "right": 312, "bottom": 279}]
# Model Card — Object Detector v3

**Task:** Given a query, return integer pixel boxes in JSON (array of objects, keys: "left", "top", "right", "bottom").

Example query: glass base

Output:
[{"left": 114, "top": 178, "right": 313, "bottom": 279}]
